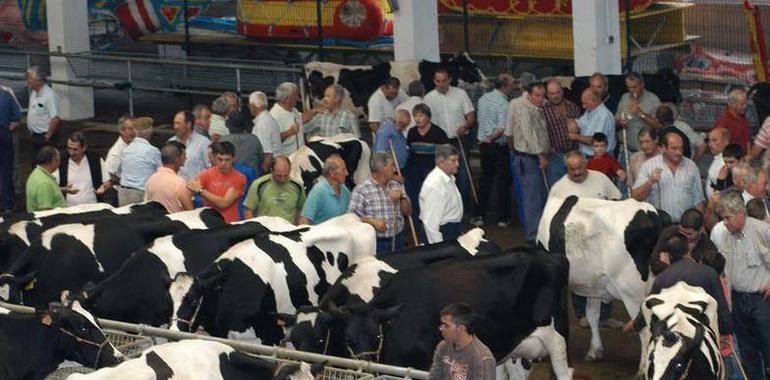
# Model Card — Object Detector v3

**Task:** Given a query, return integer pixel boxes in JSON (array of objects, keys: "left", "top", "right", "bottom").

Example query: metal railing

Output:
[
  {"left": 0, "top": 48, "right": 304, "bottom": 116},
  {"left": 0, "top": 301, "right": 428, "bottom": 379}
]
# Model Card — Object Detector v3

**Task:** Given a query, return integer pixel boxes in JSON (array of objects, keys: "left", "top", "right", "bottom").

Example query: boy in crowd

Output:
[{"left": 586, "top": 132, "right": 626, "bottom": 183}]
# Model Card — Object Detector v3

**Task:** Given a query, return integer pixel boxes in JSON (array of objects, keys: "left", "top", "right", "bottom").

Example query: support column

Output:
[
  {"left": 572, "top": 0, "right": 622, "bottom": 77},
  {"left": 46, "top": 0, "right": 94, "bottom": 120},
  {"left": 393, "top": 0, "right": 440, "bottom": 62}
]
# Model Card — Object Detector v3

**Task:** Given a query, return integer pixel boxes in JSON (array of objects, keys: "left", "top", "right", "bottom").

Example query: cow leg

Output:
[
  {"left": 496, "top": 358, "right": 531, "bottom": 380},
  {"left": 585, "top": 297, "right": 604, "bottom": 361}
]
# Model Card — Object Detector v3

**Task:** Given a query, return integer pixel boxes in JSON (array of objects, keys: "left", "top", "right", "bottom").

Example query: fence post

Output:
[{"left": 127, "top": 60, "right": 134, "bottom": 116}]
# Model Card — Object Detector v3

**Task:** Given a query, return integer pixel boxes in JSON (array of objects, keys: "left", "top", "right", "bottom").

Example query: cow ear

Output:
[
  {"left": 375, "top": 304, "right": 402, "bottom": 322},
  {"left": 274, "top": 313, "right": 297, "bottom": 327}
]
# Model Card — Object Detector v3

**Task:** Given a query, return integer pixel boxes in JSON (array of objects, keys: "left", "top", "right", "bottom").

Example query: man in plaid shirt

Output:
[
  {"left": 541, "top": 79, "right": 581, "bottom": 186},
  {"left": 348, "top": 152, "right": 412, "bottom": 256},
  {"left": 305, "top": 84, "right": 360, "bottom": 138}
]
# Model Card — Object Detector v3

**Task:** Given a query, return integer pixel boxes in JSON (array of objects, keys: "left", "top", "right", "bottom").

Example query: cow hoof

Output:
[{"left": 584, "top": 351, "right": 603, "bottom": 362}]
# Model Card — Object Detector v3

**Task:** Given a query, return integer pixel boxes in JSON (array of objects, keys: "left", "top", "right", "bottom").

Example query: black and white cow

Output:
[
  {"left": 0, "top": 301, "right": 122, "bottom": 380},
  {"left": 537, "top": 196, "right": 667, "bottom": 361},
  {"left": 0, "top": 202, "right": 168, "bottom": 271},
  {"left": 288, "top": 134, "right": 371, "bottom": 193},
  {"left": 66, "top": 339, "right": 324, "bottom": 380},
  {"left": 280, "top": 228, "right": 501, "bottom": 353},
  {"left": 304, "top": 53, "right": 485, "bottom": 115},
  {"left": 326, "top": 249, "right": 572, "bottom": 379},
  {"left": 640, "top": 281, "right": 724, "bottom": 380},
  {"left": 75, "top": 219, "right": 281, "bottom": 328},
  {"left": 171, "top": 213, "right": 376, "bottom": 346},
  {"left": 0, "top": 208, "right": 225, "bottom": 308}
]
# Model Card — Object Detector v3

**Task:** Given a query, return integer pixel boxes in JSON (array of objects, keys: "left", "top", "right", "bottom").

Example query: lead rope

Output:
[
  {"left": 58, "top": 327, "right": 109, "bottom": 368},
  {"left": 346, "top": 324, "right": 384, "bottom": 362}
]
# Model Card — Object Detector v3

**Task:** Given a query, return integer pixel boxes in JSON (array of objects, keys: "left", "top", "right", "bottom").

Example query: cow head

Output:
[
  {"left": 329, "top": 301, "right": 401, "bottom": 361},
  {"left": 40, "top": 301, "right": 123, "bottom": 368},
  {"left": 274, "top": 361, "right": 326, "bottom": 380},
  {"left": 170, "top": 264, "right": 226, "bottom": 332},
  {"left": 276, "top": 306, "right": 336, "bottom": 354},
  {"left": 646, "top": 314, "right": 706, "bottom": 380}
]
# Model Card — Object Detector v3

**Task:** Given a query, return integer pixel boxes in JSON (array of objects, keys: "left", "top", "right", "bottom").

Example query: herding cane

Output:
[
  {"left": 389, "top": 140, "right": 420, "bottom": 246},
  {"left": 456, "top": 136, "right": 479, "bottom": 205}
]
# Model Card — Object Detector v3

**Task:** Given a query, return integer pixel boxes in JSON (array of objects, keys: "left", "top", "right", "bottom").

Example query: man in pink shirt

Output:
[{"left": 144, "top": 141, "right": 193, "bottom": 213}]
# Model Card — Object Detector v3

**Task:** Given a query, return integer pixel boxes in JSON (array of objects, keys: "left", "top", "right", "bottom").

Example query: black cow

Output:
[
  {"left": 279, "top": 228, "right": 501, "bottom": 354},
  {"left": 171, "top": 214, "right": 376, "bottom": 346},
  {"left": 749, "top": 81, "right": 770, "bottom": 128},
  {"left": 0, "top": 202, "right": 168, "bottom": 271},
  {"left": 75, "top": 220, "right": 278, "bottom": 328},
  {"left": 563, "top": 68, "right": 682, "bottom": 107},
  {"left": 0, "top": 301, "right": 122, "bottom": 380},
  {"left": 324, "top": 249, "right": 572, "bottom": 379},
  {"left": 0, "top": 208, "right": 225, "bottom": 308},
  {"left": 66, "top": 339, "right": 324, "bottom": 380},
  {"left": 289, "top": 135, "right": 371, "bottom": 193},
  {"left": 304, "top": 53, "right": 484, "bottom": 111}
]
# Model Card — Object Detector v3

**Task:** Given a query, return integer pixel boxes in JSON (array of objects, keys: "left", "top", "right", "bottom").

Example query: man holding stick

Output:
[{"left": 348, "top": 152, "right": 412, "bottom": 256}]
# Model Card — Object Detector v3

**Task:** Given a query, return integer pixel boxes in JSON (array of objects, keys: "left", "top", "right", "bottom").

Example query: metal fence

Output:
[
  {"left": 1, "top": 301, "right": 427, "bottom": 380},
  {"left": 0, "top": 48, "right": 304, "bottom": 116}
]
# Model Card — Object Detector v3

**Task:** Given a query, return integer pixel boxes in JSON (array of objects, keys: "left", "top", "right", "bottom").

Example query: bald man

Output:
[
  {"left": 568, "top": 88, "right": 616, "bottom": 158},
  {"left": 706, "top": 127, "right": 730, "bottom": 198},
  {"left": 298, "top": 155, "right": 350, "bottom": 225},
  {"left": 713, "top": 88, "right": 750, "bottom": 151}
]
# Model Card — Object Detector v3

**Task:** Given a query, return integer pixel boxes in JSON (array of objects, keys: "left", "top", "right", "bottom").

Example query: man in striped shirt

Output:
[
  {"left": 505, "top": 82, "right": 550, "bottom": 243},
  {"left": 305, "top": 84, "right": 360, "bottom": 138},
  {"left": 470, "top": 74, "right": 513, "bottom": 228}
]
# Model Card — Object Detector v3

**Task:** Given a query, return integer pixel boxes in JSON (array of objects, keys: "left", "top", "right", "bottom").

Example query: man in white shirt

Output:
[
  {"left": 423, "top": 69, "right": 476, "bottom": 207},
  {"left": 55, "top": 131, "right": 111, "bottom": 206},
  {"left": 367, "top": 77, "right": 407, "bottom": 134},
  {"left": 420, "top": 144, "right": 463, "bottom": 244},
  {"left": 706, "top": 127, "right": 730, "bottom": 198},
  {"left": 550, "top": 151, "right": 621, "bottom": 200},
  {"left": 105, "top": 116, "right": 137, "bottom": 185},
  {"left": 395, "top": 80, "right": 426, "bottom": 131},
  {"left": 26, "top": 66, "right": 59, "bottom": 157},
  {"left": 270, "top": 82, "right": 314, "bottom": 156},
  {"left": 248, "top": 91, "right": 282, "bottom": 172}
]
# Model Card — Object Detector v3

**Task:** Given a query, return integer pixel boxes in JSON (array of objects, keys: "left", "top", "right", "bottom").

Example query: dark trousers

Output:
[
  {"left": 475, "top": 143, "right": 511, "bottom": 222},
  {"left": 29, "top": 132, "right": 49, "bottom": 165},
  {"left": 732, "top": 291, "right": 770, "bottom": 380},
  {"left": 376, "top": 232, "right": 405, "bottom": 258},
  {"left": 571, "top": 294, "right": 613, "bottom": 320},
  {"left": 509, "top": 151, "right": 546, "bottom": 243},
  {"left": 406, "top": 162, "right": 433, "bottom": 243},
  {"left": 439, "top": 222, "right": 461, "bottom": 242},
  {"left": 0, "top": 133, "right": 14, "bottom": 210}
]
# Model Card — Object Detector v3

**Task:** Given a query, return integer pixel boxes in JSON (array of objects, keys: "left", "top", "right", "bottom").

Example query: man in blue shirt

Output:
[
  {"left": 470, "top": 74, "right": 513, "bottom": 228},
  {"left": 118, "top": 120, "right": 161, "bottom": 206},
  {"left": 373, "top": 111, "right": 408, "bottom": 172},
  {"left": 298, "top": 155, "right": 350, "bottom": 225},
  {"left": 569, "top": 88, "right": 616, "bottom": 158},
  {"left": 0, "top": 87, "right": 21, "bottom": 212}
]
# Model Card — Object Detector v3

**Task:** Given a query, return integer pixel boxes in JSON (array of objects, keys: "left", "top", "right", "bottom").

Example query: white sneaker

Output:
[
  {"left": 470, "top": 217, "right": 484, "bottom": 227},
  {"left": 496, "top": 221, "right": 510, "bottom": 228}
]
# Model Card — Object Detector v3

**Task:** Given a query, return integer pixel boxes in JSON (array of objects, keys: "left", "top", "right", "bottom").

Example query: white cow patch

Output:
[
  {"left": 8, "top": 219, "right": 41, "bottom": 246},
  {"left": 71, "top": 300, "right": 123, "bottom": 359},
  {"left": 296, "top": 311, "right": 318, "bottom": 328},
  {"left": 340, "top": 257, "right": 397, "bottom": 303},
  {"left": 40, "top": 224, "right": 103, "bottom": 272},
  {"left": 289, "top": 362, "right": 316, "bottom": 380},
  {"left": 32, "top": 203, "right": 112, "bottom": 218},
  {"left": 110, "top": 203, "right": 140, "bottom": 215},
  {"left": 456, "top": 228, "right": 486, "bottom": 256},
  {"left": 228, "top": 327, "right": 259, "bottom": 343},
  {"left": 0, "top": 305, "right": 9, "bottom": 314},
  {"left": 168, "top": 273, "right": 195, "bottom": 331},
  {"left": 0, "top": 285, "right": 8, "bottom": 301},
  {"left": 147, "top": 236, "right": 187, "bottom": 277},
  {"left": 167, "top": 209, "right": 208, "bottom": 230}
]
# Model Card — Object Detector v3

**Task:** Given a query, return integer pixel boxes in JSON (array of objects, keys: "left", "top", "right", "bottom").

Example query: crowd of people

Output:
[{"left": 4, "top": 64, "right": 770, "bottom": 378}]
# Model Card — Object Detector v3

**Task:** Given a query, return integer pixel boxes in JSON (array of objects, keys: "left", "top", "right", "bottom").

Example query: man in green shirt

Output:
[
  {"left": 243, "top": 156, "right": 305, "bottom": 223},
  {"left": 26, "top": 146, "right": 70, "bottom": 211}
]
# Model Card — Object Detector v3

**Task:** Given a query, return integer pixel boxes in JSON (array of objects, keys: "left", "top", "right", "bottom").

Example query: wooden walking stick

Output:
[
  {"left": 389, "top": 140, "right": 419, "bottom": 246},
  {"left": 456, "top": 136, "right": 479, "bottom": 205}
]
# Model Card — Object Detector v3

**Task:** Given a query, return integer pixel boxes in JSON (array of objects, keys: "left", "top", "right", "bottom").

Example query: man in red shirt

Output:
[
  {"left": 187, "top": 141, "right": 246, "bottom": 222},
  {"left": 713, "top": 88, "right": 751, "bottom": 152}
]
